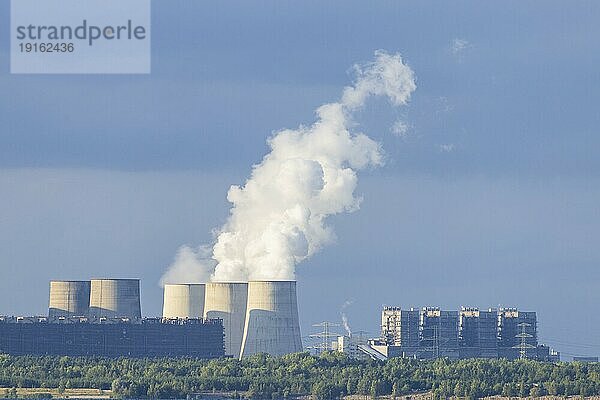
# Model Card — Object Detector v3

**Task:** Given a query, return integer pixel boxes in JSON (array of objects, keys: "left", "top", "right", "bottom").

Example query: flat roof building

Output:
[
  {"left": 377, "top": 306, "right": 548, "bottom": 361},
  {"left": 459, "top": 307, "right": 498, "bottom": 359},
  {"left": 0, "top": 316, "right": 224, "bottom": 358}
]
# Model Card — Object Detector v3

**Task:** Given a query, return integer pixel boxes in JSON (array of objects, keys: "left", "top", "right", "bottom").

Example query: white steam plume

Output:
[
  {"left": 161, "top": 50, "right": 416, "bottom": 284},
  {"left": 341, "top": 300, "right": 354, "bottom": 337}
]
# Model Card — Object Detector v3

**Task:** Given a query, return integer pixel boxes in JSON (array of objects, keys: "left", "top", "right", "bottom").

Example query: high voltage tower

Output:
[
  {"left": 307, "top": 321, "right": 341, "bottom": 354},
  {"left": 514, "top": 322, "right": 535, "bottom": 359}
]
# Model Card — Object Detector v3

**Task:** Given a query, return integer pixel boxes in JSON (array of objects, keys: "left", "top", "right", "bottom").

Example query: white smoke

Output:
[
  {"left": 341, "top": 300, "right": 354, "bottom": 337},
  {"left": 161, "top": 245, "right": 215, "bottom": 285},
  {"left": 161, "top": 50, "right": 416, "bottom": 284}
]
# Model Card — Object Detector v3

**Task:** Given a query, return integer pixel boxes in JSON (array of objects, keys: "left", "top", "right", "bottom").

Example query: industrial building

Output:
[
  {"left": 203, "top": 282, "right": 249, "bottom": 358},
  {"left": 49, "top": 279, "right": 142, "bottom": 322},
  {"left": 380, "top": 307, "right": 420, "bottom": 357},
  {"left": 162, "top": 283, "right": 205, "bottom": 319},
  {"left": 0, "top": 276, "right": 305, "bottom": 359},
  {"left": 573, "top": 356, "right": 599, "bottom": 362},
  {"left": 0, "top": 316, "right": 224, "bottom": 358},
  {"left": 420, "top": 307, "right": 459, "bottom": 360},
  {"left": 497, "top": 308, "right": 538, "bottom": 359},
  {"left": 459, "top": 307, "right": 498, "bottom": 358},
  {"left": 0, "top": 278, "right": 225, "bottom": 358},
  {"left": 198, "top": 280, "right": 304, "bottom": 359},
  {"left": 240, "top": 280, "right": 303, "bottom": 357},
  {"left": 48, "top": 280, "right": 91, "bottom": 318},
  {"left": 332, "top": 335, "right": 371, "bottom": 360},
  {"left": 373, "top": 306, "right": 557, "bottom": 361},
  {"left": 88, "top": 279, "right": 142, "bottom": 320}
]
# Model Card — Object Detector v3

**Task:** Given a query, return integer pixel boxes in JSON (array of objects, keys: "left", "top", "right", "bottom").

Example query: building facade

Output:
[
  {"left": 379, "top": 306, "right": 548, "bottom": 361},
  {"left": 497, "top": 308, "right": 537, "bottom": 359},
  {"left": 0, "top": 316, "right": 224, "bottom": 358},
  {"left": 459, "top": 307, "right": 498, "bottom": 358},
  {"left": 381, "top": 307, "right": 420, "bottom": 357},
  {"left": 420, "top": 308, "right": 459, "bottom": 360}
]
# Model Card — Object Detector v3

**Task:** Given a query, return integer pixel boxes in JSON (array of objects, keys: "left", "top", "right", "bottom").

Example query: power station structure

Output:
[
  {"left": 0, "top": 275, "right": 304, "bottom": 359},
  {"left": 369, "top": 306, "right": 558, "bottom": 361},
  {"left": 203, "top": 282, "right": 249, "bottom": 358},
  {"left": 240, "top": 281, "right": 303, "bottom": 357},
  {"left": 0, "top": 278, "right": 225, "bottom": 359},
  {"left": 0, "top": 316, "right": 224, "bottom": 358},
  {"left": 49, "top": 279, "right": 143, "bottom": 321},
  {"left": 48, "top": 280, "right": 91, "bottom": 318},
  {"left": 167, "top": 280, "right": 303, "bottom": 359},
  {"left": 89, "top": 279, "right": 142, "bottom": 320},
  {"left": 162, "top": 283, "right": 205, "bottom": 319}
]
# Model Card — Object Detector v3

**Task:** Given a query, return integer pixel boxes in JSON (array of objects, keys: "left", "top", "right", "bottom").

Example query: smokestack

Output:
[
  {"left": 203, "top": 282, "right": 248, "bottom": 358},
  {"left": 48, "top": 280, "right": 91, "bottom": 318},
  {"left": 240, "top": 280, "right": 302, "bottom": 358},
  {"left": 89, "top": 279, "right": 141, "bottom": 320},
  {"left": 162, "top": 283, "right": 205, "bottom": 318}
]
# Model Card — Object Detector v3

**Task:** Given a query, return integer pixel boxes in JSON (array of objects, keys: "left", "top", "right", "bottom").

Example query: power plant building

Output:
[
  {"left": 0, "top": 277, "right": 225, "bottom": 359},
  {"left": 380, "top": 307, "right": 419, "bottom": 357},
  {"left": 0, "top": 316, "right": 224, "bottom": 358},
  {"left": 162, "top": 284, "right": 205, "bottom": 319},
  {"left": 420, "top": 307, "right": 459, "bottom": 360},
  {"left": 377, "top": 306, "right": 550, "bottom": 361},
  {"left": 48, "top": 280, "right": 91, "bottom": 318},
  {"left": 203, "top": 282, "right": 248, "bottom": 358},
  {"left": 15, "top": 276, "right": 306, "bottom": 359},
  {"left": 89, "top": 279, "right": 142, "bottom": 320},
  {"left": 240, "top": 280, "right": 303, "bottom": 358},
  {"left": 497, "top": 308, "right": 537, "bottom": 359},
  {"left": 459, "top": 307, "right": 498, "bottom": 358},
  {"left": 333, "top": 335, "right": 370, "bottom": 360}
]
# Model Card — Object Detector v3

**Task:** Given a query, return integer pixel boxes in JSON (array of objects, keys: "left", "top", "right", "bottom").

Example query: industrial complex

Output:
[
  {"left": 165, "top": 280, "right": 303, "bottom": 358},
  {"left": 0, "top": 316, "right": 224, "bottom": 358},
  {"left": 0, "top": 278, "right": 304, "bottom": 359},
  {"left": 0, "top": 277, "right": 567, "bottom": 362},
  {"left": 330, "top": 306, "right": 560, "bottom": 362},
  {"left": 1, "top": 279, "right": 224, "bottom": 358}
]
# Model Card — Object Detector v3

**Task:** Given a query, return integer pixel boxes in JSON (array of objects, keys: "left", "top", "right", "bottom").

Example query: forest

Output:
[{"left": 0, "top": 352, "right": 599, "bottom": 399}]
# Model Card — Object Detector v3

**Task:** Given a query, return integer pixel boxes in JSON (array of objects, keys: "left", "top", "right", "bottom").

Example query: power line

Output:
[
  {"left": 513, "top": 322, "right": 535, "bottom": 359},
  {"left": 307, "top": 321, "right": 341, "bottom": 355}
]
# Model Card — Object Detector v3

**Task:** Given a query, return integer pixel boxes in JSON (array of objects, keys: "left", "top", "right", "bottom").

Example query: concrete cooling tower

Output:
[
  {"left": 240, "top": 280, "right": 303, "bottom": 358},
  {"left": 48, "top": 280, "right": 91, "bottom": 318},
  {"left": 162, "top": 284, "right": 205, "bottom": 318},
  {"left": 203, "top": 282, "right": 248, "bottom": 358},
  {"left": 89, "top": 279, "right": 142, "bottom": 320}
]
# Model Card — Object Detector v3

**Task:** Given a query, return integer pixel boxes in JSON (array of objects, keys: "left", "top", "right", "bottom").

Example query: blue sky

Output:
[{"left": 0, "top": 1, "right": 599, "bottom": 358}]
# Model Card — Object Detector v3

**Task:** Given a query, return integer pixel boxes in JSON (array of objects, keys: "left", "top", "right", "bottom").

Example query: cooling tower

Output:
[
  {"left": 203, "top": 282, "right": 248, "bottom": 358},
  {"left": 89, "top": 279, "right": 141, "bottom": 320},
  {"left": 162, "top": 284, "right": 205, "bottom": 318},
  {"left": 48, "top": 280, "right": 91, "bottom": 318},
  {"left": 240, "top": 280, "right": 303, "bottom": 358}
]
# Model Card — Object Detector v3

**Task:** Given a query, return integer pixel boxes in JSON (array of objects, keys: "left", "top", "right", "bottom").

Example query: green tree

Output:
[
  {"left": 530, "top": 385, "right": 541, "bottom": 397},
  {"left": 311, "top": 381, "right": 341, "bottom": 400}
]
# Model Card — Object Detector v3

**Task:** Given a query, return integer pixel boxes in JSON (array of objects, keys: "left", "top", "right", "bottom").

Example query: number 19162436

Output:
[{"left": 19, "top": 42, "right": 74, "bottom": 53}]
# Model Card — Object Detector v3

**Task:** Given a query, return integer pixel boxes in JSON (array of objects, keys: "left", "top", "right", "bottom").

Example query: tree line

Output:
[{"left": 0, "top": 352, "right": 598, "bottom": 399}]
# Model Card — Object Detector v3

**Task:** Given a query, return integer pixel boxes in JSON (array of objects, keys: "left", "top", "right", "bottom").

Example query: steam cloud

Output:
[
  {"left": 161, "top": 50, "right": 416, "bottom": 284},
  {"left": 341, "top": 300, "right": 354, "bottom": 337}
]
